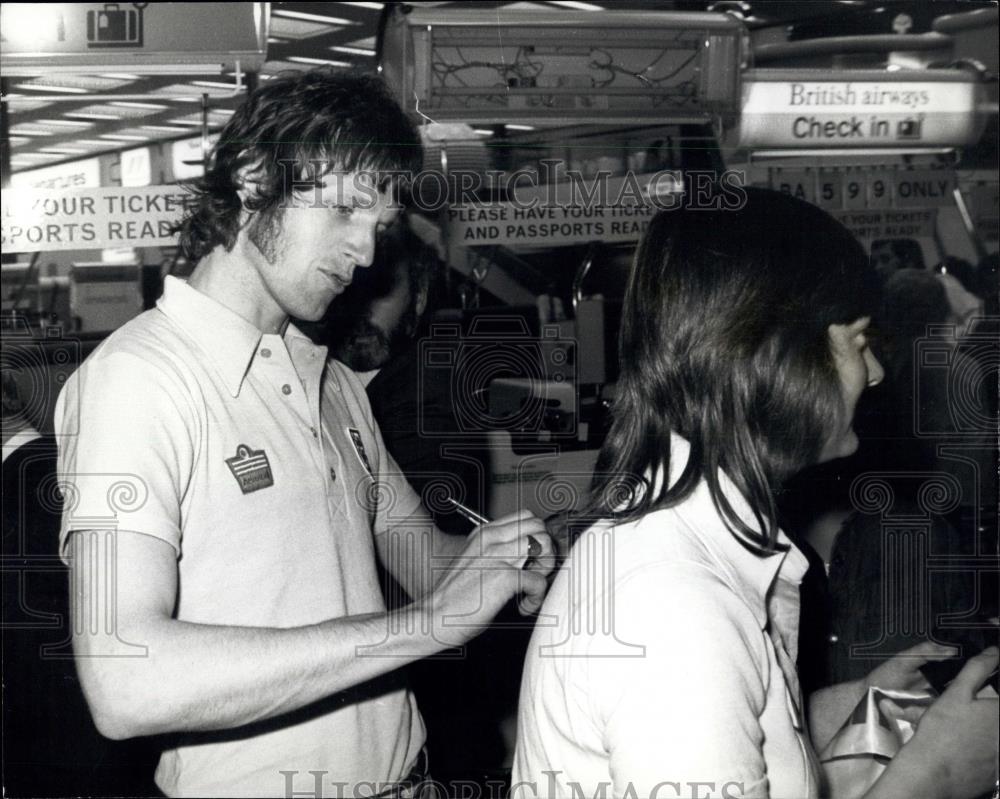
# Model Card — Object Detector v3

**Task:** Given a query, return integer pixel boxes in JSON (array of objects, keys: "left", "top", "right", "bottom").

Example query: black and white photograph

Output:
[{"left": 1, "top": 2, "right": 997, "bottom": 798}]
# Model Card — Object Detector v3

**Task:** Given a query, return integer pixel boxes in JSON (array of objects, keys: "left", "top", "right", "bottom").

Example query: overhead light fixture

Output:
[
  {"left": 330, "top": 45, "right": 376, "bottom": 56},
  {"left": 140, "top": 124, "right": 189, "bottom": 132},
  {"left": 76, "top": 139, "right": 115, "bottom": 147},
  {"left": 505, "top": 124, "right": 536, "bottom": 131},
  {"left": 287, "top": 56, "right": 353, "bottom": 67},
  {"left": 13, "top": 153, "right": 62, "bottom": 163},
  {"left": 99, "top": 133, "right": 151, "bottom": 142},
  {"left": 3, "top": 63, "right": 229, "bottom": 77},
  {"left": 35, "top": 118, "right": 94, "bottom": 128},
  {"left": 271, "top": 9, "right": 355, "bottom": 25},
  {"left": 12, "top": 83, "right": 88, "bottom": 94},
  {"left": 9, "top": 126, "right": 55, "bottom": 136},
  {"left": 190, "top": 80, "right": 240, "bottom": 90},
  {"left": 110, "top": 101, "right": 170, "bottom": 110},
  {"left": 347, "top": 37, "right": 377, "bottom": 49},
  {"left": 340, "top": 2, "right": 384, "bottom": 8},
  {"left": 39, "top": 146, "right": 88, "bottom": 155},
  {"left": 473, "top": 129, "right": 494, "bottom": 136},
  {"left": 547, "top": 0, "right": 604, "bottom": 9}
]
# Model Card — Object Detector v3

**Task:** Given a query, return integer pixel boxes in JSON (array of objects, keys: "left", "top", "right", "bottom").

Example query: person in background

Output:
[
  {"left": 317, "top": 220, "right": 522, "bottom": 785},
  {"left": 513, "top": 188, "right": 997, "bottom": 799},
  {"left": 2, "top": 372, "right": 159, "bottom": 797},
  {"left": 54, "top": 68, "right": 552, "bottom": 798},
  {"left": 321, "top": 218, "right": 488, "bottom": 536}
]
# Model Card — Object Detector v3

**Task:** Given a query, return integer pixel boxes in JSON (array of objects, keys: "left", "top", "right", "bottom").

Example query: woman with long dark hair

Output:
[{"left": 513, "top": 188, "right": 997, "bottom": 798}]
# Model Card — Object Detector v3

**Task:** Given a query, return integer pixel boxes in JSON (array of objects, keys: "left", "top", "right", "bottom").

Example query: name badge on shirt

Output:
[
  {"left": 347, "top": 428, "right": 373, "bottom": 476},
  {"left": 225, "top": 444, "right": 274, "bottom": 494}
]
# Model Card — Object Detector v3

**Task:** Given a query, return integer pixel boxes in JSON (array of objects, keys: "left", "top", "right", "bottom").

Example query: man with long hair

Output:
[{"left": 54, "top": 69, "right": 551, "bottom": 797}]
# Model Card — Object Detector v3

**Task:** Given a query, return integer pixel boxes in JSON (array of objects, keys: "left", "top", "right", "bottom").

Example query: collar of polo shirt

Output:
[{"left": 156, "top": 276, "right": 324, "bottom": 398}]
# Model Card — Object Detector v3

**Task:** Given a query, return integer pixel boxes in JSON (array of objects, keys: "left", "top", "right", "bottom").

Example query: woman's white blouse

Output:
[{"left": 513, "top": 440, "right": 821, "bottom": 799}]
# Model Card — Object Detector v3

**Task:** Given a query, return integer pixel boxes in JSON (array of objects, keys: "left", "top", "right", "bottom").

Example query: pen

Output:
[
  {"left": 446, "top": 498, "right": 542, "bottom": 561},
  {"left": 446, "top": 497, "right": 489, "bottom": 527}
]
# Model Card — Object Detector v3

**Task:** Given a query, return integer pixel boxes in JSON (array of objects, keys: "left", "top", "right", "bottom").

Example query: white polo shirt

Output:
[
  {"left": 513, "top": 435, "right": 819, "bottom": 799},
  {"left": 56, "top": 276, "right": 426, "bottom": 797}
]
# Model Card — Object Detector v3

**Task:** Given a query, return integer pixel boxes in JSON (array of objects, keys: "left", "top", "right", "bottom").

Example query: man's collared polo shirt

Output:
[{"left": 56, "top": 276, "right": 426, "bottom": 797}]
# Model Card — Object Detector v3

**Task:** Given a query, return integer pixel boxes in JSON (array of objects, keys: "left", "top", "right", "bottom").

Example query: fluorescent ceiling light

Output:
[
  {"left": 287, "top": 56, "right": 353, "bottom": 67},
  {"left": 3, "top": 97, "right": 54, "bottom": 112},
  {"left": 75, "top": 139, "right": 115, "bottom": 147},
  {"left": 329, "top": 45, "right": 376, "bottom": 56},
  {"left": 506, "top": 124, "right": 536, "bottom": 130},
  {"left": 39, "top": 147, "right": 88, "bottom": 155},
  {"left": 153, "top": 83, "right": 234, "bottom": 99},
  {"left": 98, "top": 73, "right": 141, "bottom": 80},
  {"left": 100, "top": 133, "right": 151, "bottom": 141},
  {"left": 190, "top": 80, "right": 239, "bottom": 90},
  {"left": 271, "top": 10, "right": 354, "bottom": 25},
  {"left": 268, "top": 17, "right": 341, "bottom": 39},
  {"left": 140, "top": 124, "right": 189, "bottom": 132},
  {"left": 347, "top": 37, "right": 377, "bottom": 49},
  {"left": 12, "top": 83, "right": 88, "bottom": 94},
  {"left": 473, "top": 129, "right": 494, "bottom": 136},
  {"left": 110, "top": 101, "right": 169, "bottom": 110},
  {"left": 340, "top": 2, "right": 384, "bottom": 8},
  {"left": 9, "top": 126, "right": 54, "bottom": 136},
  {"left": 547, "top": 0, "right": 604, "bottom": 9},
  {"left": 35, "top": 118, "right": 94, "bottom": 128}
]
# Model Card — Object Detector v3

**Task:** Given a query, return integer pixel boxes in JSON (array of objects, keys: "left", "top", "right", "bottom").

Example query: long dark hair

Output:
[
  {"left": 589, "top": 188, "right": 879, "bottom": 552},
  {"left": 176, "top": 68, "right": 422, "bottom": 261}
]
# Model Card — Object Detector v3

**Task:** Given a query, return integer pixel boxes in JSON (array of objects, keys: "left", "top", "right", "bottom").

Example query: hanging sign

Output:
[
  {"left": 771, "top": 169, "right": 957, "bottom": 211},
  {"left": 740, "top": 69, "right": 985, "bottom": 149},
  {"left": 2, "top": 185, "right": 195, "bottom": 253}
]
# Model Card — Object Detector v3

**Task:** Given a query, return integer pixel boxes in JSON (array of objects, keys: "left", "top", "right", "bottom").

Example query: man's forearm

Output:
[
  {"left": 70, "top": 529, "right": 451, "bottom": 740},
  {"left": 78, "top": 603, "right": 443, "bottom": 739}
]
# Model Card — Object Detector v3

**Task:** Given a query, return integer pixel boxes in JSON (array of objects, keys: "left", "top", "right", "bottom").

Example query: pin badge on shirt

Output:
[
  {"left": 347, "top": 428, "right": 373, "bottom": 476},
  {"left": 225, "top": 444, "right": 274, "bottom": 494}
]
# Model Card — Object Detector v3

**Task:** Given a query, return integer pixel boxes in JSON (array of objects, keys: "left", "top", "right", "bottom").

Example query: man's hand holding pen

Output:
[{"left": 417, "top": 506, "right": 555, "bottom": 649}]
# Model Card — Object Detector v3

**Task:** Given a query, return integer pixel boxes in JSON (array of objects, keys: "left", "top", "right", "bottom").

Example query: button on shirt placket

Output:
[
  {"left": 285, "top": 337, "right": 345, "bottom": 515},
  {"left": 257, "top": 336, "right": 329, "bottom": 485}
]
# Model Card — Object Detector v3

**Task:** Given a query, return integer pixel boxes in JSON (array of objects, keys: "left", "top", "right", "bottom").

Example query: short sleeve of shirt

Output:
[
  {"left": 56, "top": 345, "right": 198, "bottom": 560},
  {"left": 583, "top": 563, "right": 772, "bottom": 798}
]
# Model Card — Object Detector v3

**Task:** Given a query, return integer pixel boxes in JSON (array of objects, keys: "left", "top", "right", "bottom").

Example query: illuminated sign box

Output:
[
  {"left": 1, "top": 3, "right": 268, "bottom": 74},
  {"left": 739, "top": 69, "right": 986, "bottom": 149},
  {"left": 381, "top": 8, "right": 744, "bottom": 124}
]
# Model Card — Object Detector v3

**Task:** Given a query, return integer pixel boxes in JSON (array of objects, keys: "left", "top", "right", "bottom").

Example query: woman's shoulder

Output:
[{"left": 570, "top": 507, "right": 738, "bottom": 602}]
